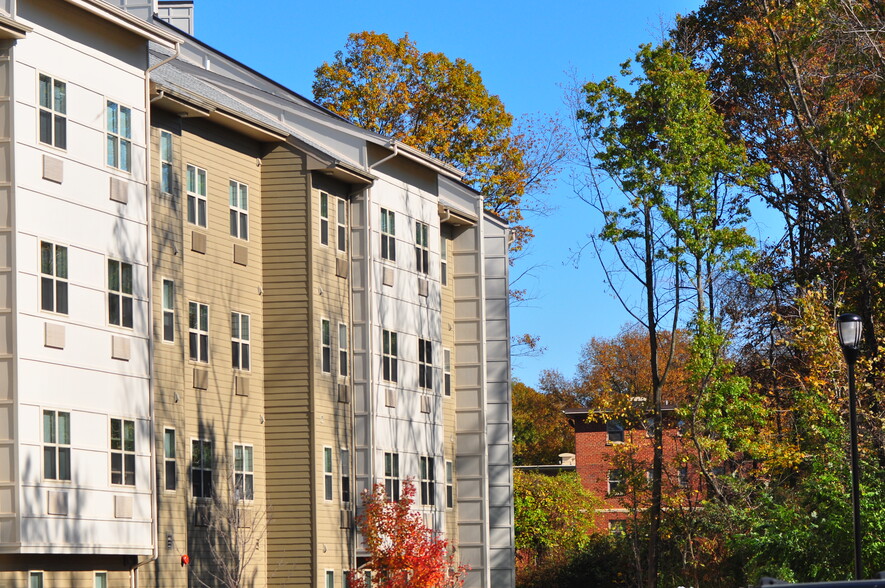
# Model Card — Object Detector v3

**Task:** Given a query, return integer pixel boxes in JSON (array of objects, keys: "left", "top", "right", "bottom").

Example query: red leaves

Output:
[{"left": 348, "top": 480, "right": 468, "bottom": 588}]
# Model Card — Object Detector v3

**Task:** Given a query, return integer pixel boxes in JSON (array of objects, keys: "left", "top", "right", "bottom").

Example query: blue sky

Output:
[{"left": 193, "top": 0, "right": 779, "bottom": 388}]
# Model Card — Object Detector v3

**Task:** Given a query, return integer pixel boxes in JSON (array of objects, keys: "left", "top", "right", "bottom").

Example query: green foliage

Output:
[{"left": 513, "top": 471, "right": 598, "bottom": 558}]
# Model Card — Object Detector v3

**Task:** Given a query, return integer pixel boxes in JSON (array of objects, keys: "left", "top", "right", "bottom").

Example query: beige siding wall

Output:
[
  {"left": 144, "top": 111, "right": 267, "bottom": 588},
  {"left": 260, "top": 144, "right": 314, "bottom": 587},
  {"left": 311, "top": 177, "right": 355, "bottom": 583},
  {"left": 440, "top": 223, "right": 458, "bottom": 539}
]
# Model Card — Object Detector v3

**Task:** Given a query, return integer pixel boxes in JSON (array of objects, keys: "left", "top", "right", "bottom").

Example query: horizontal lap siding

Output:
[
  {"left": 145, "top": 112, "right": 268, "bottom": 588},
  {"left": 261, "top": 144, "right": 314, "bottom": 587}
]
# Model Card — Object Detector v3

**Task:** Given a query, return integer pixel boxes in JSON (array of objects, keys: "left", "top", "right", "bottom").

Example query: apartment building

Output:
[
  {"left": 565, "top": 406, "right": 694, "bottom": 533},
  {"left": 0, "top": 0, "right": 178, "bottom": 584},
  {"left": 0, "top": 0, "right": 514, "bottom": 585}
]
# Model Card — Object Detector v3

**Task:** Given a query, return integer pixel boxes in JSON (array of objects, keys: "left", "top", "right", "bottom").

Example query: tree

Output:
[
  {"left": 313, "top": 31, "right": 567, "bottom": 251},
  {"left": 348, "top": 480, "right": 467, "bottom": 588},
  {"left": 577, "top": 43, "right": 762, "bottom": 588},
  {"left": 513, "top": 471, "right": 599, "bottom": 579},
  {"left": 511, "top": 380, "right": 575, "bottom": 466},
  {"left": 189, "top": 475, "right": 267, "bottom": 588}
]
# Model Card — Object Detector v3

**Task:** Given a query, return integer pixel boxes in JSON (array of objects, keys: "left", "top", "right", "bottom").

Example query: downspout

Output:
[
  {"left": 368, "top": 142, "right": 397, "bottom": 171},
  {"left": 132, "top": 36, "right": 180, "bottom": 588}
]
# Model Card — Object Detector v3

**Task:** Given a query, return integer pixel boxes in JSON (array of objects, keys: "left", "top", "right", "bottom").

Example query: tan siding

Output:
[
  {"left": 143, "top": 111, "right": 267, "bottom": 588},
  {"left": 260, "top": 144, "right": 315, "bottom": 587}
]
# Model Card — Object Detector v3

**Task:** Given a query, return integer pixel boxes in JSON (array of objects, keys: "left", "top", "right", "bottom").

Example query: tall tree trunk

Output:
[{"left": 644, "top": 202, "right": 661, "bottom": 588}]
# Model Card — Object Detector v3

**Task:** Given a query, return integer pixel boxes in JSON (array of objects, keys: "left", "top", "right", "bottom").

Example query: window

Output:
[
  {"left": 420, "top": 456, "right": 435, "bottom": 506},
  {"left": 341, "top": 448, "right": 351, "bottom": 503},
  {"left": 234, "top": 444, "right": 254, "bottom": 501},
  {"left": 443, "top": 349, "right": 452, "bottom": 397},
  {"left": 380, "top": 208, "right": 396, "bottom": 262},
  {"left": 606, "top": 420, "right": 625, "bottom": 443},
  {"left": 607, "top": 469, "right": 624, "bottom": 495},
  {"left": 320, "top": 192, "right": 329, "bottom": 246},
  {"left": 162, "top": 279, "right": 174, "bottom": 342},
  {"left": 645, "top": 417, "right": 655, "bottom": 437},
  {"left": 445, "top": 461, "right": 454, "bottom": 509},
  {"left": 39, "top": 74, "right": 66, "bottom": 149},
  {"left": 321, "top": 319, "right": 331, "bottom": 373},
  {"left": 107, "top": 259, "right": 134, "bottom": 328},
  {"left": 231, "top": 312, "right": 250, "bottom": 371},
  {"left": 164, "top": 428, "right": 176, "bottom": 491},
  {"left": 29, "top": 571, "right": 43, "bottom": 588},
  {"left": 192, "top": 439, "right": 213, "bottom": 498},
  {"left": 94, "top": 572, "right": 108, "bottom": 588},
  {"left": 415, "top": 221, "right": 429, "bottom": 274},
  {"left": 440, "top": 233, "right": 448, "bottom": 286},
  {"left": 186, "top": 164, "right": 207, "bottom": 227},
  {"left": 188, "top": 302, "right": 209, "bottom": 363},
  {"left": 325, "top": 570, "right": 334, "bottom": 588},
  {"left": 40, "top": 241, "right": 68, "bottom": 314},
  {"left": 678, "top": 467, "right": 689, "bottom": 488},
  {"left": 110, "top": 418, "right": 135, "bottom": 486},
  {"left": 338, "top": 323, "right": 348, "bottom": 377},
  {"left": 609, "top": 520, "right": 626, "bottom": 536},
  {"left": 384, "top": 452, "right": 400, "bottom": 502},
  {"left": 418, "top": 338, "right": 432, "bottom": 389},
  {"left": 106, "top": 101, "right": 131, "bottom": 172},
  {"left": 160, "top": 130, "right": 173, "bottom": 193},
  {"left": 43, "top": 410, "right": 70, "bottom": 481},
  {"left": 323, "top": 447, "right": 333, "bottom": 501},
  {"left": 337, "top": 198, "right": 347, "bottom": 252},
  {"left": 382, "top": 330, "right": 398, "bottom": 383},
  {"left": 229, "top": 180, "right": 248, "bottom": 240}
]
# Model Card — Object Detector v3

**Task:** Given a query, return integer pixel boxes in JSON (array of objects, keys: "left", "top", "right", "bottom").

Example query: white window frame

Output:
[
  {"left": 38, "top": 73, "right": 66, "bottom": 149},
  {"left": 186, "top": 164, "right": 208, "bottom": 228},
  {"left": 110, "top": 417, "right": 136, "bottom": 486},
  {"left": 337, "top": 197, "right": 347, "bottom": 252},
  {"left": 29, "top": 571, "right": 44, "bottom": 588},
  {"left": 229, "top": 179, "right": 249, "bottom": 240},
  {"left": 189, "top": 301, "right": 209, "bottom": 363},
  {"left": 415, "top": 221, "right": 429, "bottom": 274},
  {"left": 418, "top": 338, "right": 432, "bottom": 390},
  {"left": 338, "top": 323, "right": 348, "bottom": 377},
  {"left": 43, "top": 409, "right": 71, "bottom": 481},
  {"left": 384, "top": 451, "right": 400, "bottom": 502},
  {"left": 319, "top": 192, "right": 329, "bottom": 246},
  {"left": 40, "top": 240, "right": 68, "bottom": 315},
  {"left": 380, "top": 208, "right": 396, "bottom": 262},
  {"left": 325, "top": 570, "right": 335, "bottom": 588},
  {"left": 160, "top": 130, "right": 173, "bottom": 193},
  {"left": 323, "top": 446, "right": 333, "bottom": 502},
  {"left": 321, "top": 318, "right": 331, "bottom": 373},
  {"left": 420, "top": 456, "right": 435, "bottom": 507},
  {"left": 162, "top": 279, "right": 174, "bottom": 343},
  {"left": 106, "top": 100, "right": 132, "bottom": 172},
  {"left": 606, "top": 420, "right": 625, "bottom": 443},
  {"left": 443, "top": 348, "right": 452, "bottom": 397},
  {"left": 382, "top": 330, "right": 398, "bottom": 383},
  {"left": 340, "top": 448, "right": 351, "bottom": 504},
  {"left": 440, "top": 231, "right": 448, "bottom": 286},
  {"left": 234, "top": 443, "right": 254, "bottom": 501},
  {"left": 445, "top": 460, "right": 454, "bottom": 509},
  {"left": 192, "top": 438, "right": 213, "bottom": 499},
  {"left": 94, "top": 571, "right": 108, "bottom": 588},
  {"left": 231, "top": 312, "right": 251, "bottom": 371},
  {"left": 107, "top": 258, "right": 134, "bottom": 329},
  {"left": 164, "top": 428, "right": 176, "bottom": 492},
  {"left": 608, "top": 469, "right": 624, "bottom": 495}
]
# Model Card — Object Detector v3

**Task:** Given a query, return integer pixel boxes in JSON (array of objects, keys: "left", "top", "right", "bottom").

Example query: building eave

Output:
[{"left": 60, "top": 0, "right": 178, "bottom": 49}]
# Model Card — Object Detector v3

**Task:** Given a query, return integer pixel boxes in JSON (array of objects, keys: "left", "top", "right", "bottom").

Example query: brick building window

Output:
[
  {"left": 606, "top": 420, "right": 624, "bottom": 443},
  {"left": 607, "top": 469, "right": 624, "bottom": 495}
]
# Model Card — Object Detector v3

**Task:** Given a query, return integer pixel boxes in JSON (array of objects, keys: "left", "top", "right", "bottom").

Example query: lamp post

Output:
[{"left": 836, "top": 312, "right": 863, "bottom": 580}]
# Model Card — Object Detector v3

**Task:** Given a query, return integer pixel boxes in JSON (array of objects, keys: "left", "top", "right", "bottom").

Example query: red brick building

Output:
[{"left": 564, "top": 406, "right": 694, "bottom": 532}]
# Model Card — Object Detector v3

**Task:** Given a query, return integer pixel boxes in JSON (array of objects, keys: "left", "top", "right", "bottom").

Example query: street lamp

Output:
[{"left": 836, "top": 312, "right": 863, "bottom": 580}]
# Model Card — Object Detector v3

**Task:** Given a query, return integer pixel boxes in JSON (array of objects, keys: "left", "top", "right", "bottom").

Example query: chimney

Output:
[
  {"left": 114, "top": 0, "right": 157, "bottom": 23},
  {"left": 156, "top": 0, "right": 194, "bottom": 35}
]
